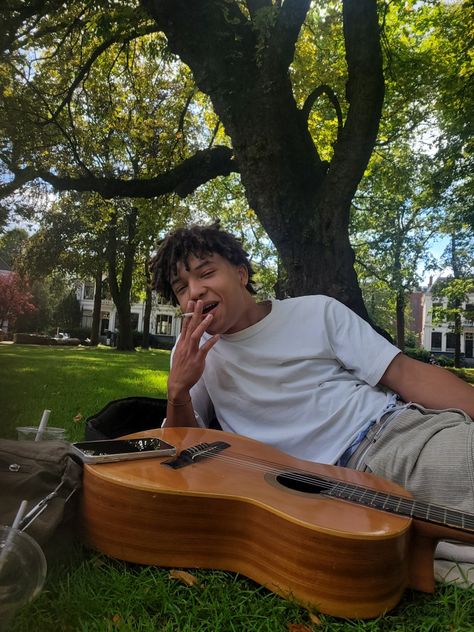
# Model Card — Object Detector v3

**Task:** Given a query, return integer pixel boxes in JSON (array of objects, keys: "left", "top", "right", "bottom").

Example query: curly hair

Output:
[{"left": 150, "top": 221, "right": 256, "bottom": 305}]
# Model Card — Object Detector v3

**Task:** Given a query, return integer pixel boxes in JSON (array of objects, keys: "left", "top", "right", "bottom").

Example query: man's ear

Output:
[{"left": 238, "top": 265, "right": 248, "bottom": 285}]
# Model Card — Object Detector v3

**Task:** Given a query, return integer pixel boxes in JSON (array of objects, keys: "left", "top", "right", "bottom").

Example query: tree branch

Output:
[
  {"left": 320, "top": 0, "right": 384, "bottom": 213},
  {"left": 269, "top": 0, "right": 311, "bottom": 71},
  {"left": 47, "top": 24, "right": 158, "bottom": 123},
  {"left": 302, "top": 84, "right": 343, "bottom": 142},
  {"left": 0, "top": 146, "right": 237, "bottom": 200}
]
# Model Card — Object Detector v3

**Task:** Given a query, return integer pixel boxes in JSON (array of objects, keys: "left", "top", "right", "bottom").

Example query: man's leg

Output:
[{"left": 349, "top": 405, "right": 474, "bottom": 513}]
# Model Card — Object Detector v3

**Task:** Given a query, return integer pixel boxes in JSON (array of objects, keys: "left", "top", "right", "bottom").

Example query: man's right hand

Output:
[{"left": 165, "top": 300, "right": 220, "bottom": 427}]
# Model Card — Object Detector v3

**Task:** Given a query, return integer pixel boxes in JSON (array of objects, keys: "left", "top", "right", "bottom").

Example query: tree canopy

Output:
[{"left": 0, "top": 0, "right": 472, "bottom": 341}]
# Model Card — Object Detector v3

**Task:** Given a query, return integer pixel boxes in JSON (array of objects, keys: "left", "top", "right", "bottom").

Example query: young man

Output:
[{"left": 150, "top": 222, "right": 474, "bottom": 512}]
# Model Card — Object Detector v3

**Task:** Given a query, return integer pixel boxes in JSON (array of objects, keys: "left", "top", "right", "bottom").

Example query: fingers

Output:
[
  {"left": 200, "top": 333, "right": 220, "bottom": 355},
  {"left": 181, "top": 300, "right": 209, "bottom": 340}
]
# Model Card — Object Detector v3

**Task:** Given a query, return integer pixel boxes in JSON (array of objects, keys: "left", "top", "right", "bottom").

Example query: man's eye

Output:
[
  {"left": 175, "top": 285, "right": 186, "bottom": 295},
  {"left": 202, "top": 270, "right": 214, "bottom": 278}
]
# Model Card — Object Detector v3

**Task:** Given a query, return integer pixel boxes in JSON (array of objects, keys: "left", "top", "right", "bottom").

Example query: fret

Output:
[{"left": 320, "top": 477, "right": 474, "bottom": 532}]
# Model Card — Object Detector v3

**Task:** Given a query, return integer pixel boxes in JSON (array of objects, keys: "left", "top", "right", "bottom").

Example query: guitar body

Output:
[{"left": 80, "top": 427, "right": 418, "bottom": 618}]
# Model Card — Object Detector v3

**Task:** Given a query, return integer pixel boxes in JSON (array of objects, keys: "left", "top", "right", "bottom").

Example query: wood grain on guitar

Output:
[{"left": 79, "top": 427, "right": 474, "bottom": 619}]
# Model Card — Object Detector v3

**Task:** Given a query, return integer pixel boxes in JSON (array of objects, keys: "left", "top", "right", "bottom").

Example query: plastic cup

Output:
[
  {"left": 16, "top": 427, "right": 67, "bottom": 441},
  {"left": 0, "top": 525, "right": 47, "bottom": 631}
]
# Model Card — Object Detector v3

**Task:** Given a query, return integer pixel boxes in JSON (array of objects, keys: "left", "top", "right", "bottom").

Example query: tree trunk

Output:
[
  {"left": 395, "top": 289, "right": 405, "bottom": 352},
  {"left": 142, "top": 259, "right": 152, "bottom": 350},
  {"left": 106, "top": 209, "right": 138, "bottom": 352},
  {"left": 143, "top": 0, "right": 384, "bottom": 322},
  {"left": 90, "top": 268, "right": 103, "bottom": 346},
  {"left": 454, "top": 309, "right": 461, "bottom": 368}
]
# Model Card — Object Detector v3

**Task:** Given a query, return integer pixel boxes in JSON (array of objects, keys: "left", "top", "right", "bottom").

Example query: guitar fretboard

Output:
[{"left": 325, "top": 481, "right": 474, "bottom": 532}]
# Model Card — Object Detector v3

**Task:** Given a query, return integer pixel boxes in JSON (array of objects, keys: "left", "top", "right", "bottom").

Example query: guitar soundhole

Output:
[{"left": 276, "top": 472, "right": 325, "bottom": 494}]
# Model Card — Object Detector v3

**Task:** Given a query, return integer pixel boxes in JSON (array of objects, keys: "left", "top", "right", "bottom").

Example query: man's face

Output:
[{"left": 171, "top": 253, "right": 250, "bottom": 335}]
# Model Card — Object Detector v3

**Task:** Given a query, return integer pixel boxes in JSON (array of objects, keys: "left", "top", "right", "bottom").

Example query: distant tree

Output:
[
  {"left": 52, "top": 291, "right": 81, "bottom": 331},
  {"left": 351, "top": 148, "right": 440, "bottom": 349},
  {"left": 0, "top": 228, "right": 29, "bottom": 268},
  {"left": 431, "top": 226, "right": 474, "bottom": 367},
  {"left": 0, "top": 272, "right": 36, "bottom": 330}
]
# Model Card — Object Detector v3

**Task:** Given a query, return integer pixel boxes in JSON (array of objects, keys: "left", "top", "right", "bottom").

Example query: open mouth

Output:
[{"left": 202, "top": 302, "right": 218, "bottom": 314}]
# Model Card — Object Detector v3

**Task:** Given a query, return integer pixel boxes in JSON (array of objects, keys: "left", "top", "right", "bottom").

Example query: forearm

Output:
[
  {"left": 381, "top": 354, "right": 474, "bottom": 418},
  {"left": 163, "top": 384, "right": 199, "bottom": 428}
]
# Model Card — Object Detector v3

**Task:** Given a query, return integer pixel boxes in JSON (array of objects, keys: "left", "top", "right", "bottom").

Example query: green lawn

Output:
[
  {"left": 1, "top": 345, "right": 474, "bottom": 632},
  {"left": 0, "top": 344, "right": 170, "bottom": 442}
]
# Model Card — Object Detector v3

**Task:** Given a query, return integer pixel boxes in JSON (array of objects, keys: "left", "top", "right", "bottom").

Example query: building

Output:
[
  {"left": 0, "top": 255, "right": 13, "bottom": 333},
  {"left": 421, "top": 281, "right": 474, "bottom": 365},
  {"left": 76, "top": 280, "right": 182, "bottom": 344}
]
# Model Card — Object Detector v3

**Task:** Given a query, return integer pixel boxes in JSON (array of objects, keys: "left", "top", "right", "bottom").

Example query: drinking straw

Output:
[
  {"left": 34, "top": 410, "right": 51, "bottom": 441},
  {"left": 0, "top": 500, "right": 29, "bottom": 573}
]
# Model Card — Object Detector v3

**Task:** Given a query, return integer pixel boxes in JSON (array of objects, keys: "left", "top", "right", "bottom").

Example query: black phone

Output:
[{"left": 71, "top": 437, "right": 176, "bottom": 464}]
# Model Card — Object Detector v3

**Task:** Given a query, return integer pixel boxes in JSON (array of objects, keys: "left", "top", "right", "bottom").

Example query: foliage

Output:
[
  {"left": 404, "top": 347, "right": 431, "bottom": 363},
  {"left": 431, "top": 277, "right": 474, "bottom": 332},
  {"left": 52, "top": 291, "right": 82, "bottom": 330},
  {"left": 0, "top": 228, "right": 29, "bottom": 267},
  {"left": 0, "top": 272, "right": 36, "bottom": 328},
  {"left": 14, "top": 274, "right": 79, "bottom": 334}
]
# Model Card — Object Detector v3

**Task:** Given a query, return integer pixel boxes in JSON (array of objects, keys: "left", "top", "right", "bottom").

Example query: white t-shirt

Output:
[{"left": 177, "top": 295, "right": 401, "bottom": 464}]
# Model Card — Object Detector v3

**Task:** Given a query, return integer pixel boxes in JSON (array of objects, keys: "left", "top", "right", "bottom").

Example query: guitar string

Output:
[{"left": 188, "top": 449, "right": 474, "bottom": 530}]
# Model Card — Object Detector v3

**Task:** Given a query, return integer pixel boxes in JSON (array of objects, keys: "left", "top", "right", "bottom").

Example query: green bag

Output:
[{"left": 0, "top": 439, "right": 83, "bottom": 545}]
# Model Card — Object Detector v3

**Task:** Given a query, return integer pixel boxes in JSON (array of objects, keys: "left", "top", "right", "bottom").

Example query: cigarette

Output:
[{"left": 180, "top": 312, "right": 195, "bottom": 318}]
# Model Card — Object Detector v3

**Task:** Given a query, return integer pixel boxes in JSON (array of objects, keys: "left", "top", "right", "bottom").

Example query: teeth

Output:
[{"left": 203, "top": 303, "right": 217, "bottom": 313}]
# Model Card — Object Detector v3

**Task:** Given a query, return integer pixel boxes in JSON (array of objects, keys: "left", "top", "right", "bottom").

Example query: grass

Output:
[
  {"left": 1, "top": 344, "right": 474, "bottom": 631},
  {"left": 0, "top": 344, "right": 170, "bottom": 442}
]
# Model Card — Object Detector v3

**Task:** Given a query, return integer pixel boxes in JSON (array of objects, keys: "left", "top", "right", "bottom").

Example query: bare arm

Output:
[
  {"left": 380, "top": 353, "right": 474, "bottom": 418},
  {"left": 164, "top": 300, "right": 219, "bottom": 427}
]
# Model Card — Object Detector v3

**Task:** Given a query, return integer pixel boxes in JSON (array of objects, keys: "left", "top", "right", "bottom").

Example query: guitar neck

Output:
[{"left": 326, "top": 481, "right": 474, "bottom": 534}]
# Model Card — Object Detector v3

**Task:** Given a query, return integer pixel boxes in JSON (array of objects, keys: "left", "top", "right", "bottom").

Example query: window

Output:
[
  {"left": 431, "top": 332, "right": 442, "bottom": 351},
  {"left": 465, "top": 304, "right": 474, "bottom": 324},
  {"left": 130, "top": 313, "right": 139, "bottom": 331},
  {"left": 101, "top": 280, "right": 112, "bottom": 300},
  {"left": 156, "top": 314, "right": 172, "bottom": 335},
  {"left": 83, "top": 283, "right": 94, "bottom": 300},
  {"left": 446, "top": 333, "right": 456, "bottom": 351},
  {"left": 81, "top": 309, "right": 93, "bottom": 328}
]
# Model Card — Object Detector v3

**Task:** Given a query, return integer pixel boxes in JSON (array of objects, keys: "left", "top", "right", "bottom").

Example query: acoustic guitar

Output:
[{"left": 79, "top": 427, "right": 474, "bottom": 619}]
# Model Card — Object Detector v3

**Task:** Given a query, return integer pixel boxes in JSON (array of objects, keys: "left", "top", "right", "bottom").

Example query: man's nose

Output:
[{"left": 188, "top": 279, "right": 206, "bottom": 301}]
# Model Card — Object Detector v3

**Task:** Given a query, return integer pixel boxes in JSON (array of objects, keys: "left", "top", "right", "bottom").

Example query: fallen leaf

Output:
[
  {"left": 73, "top": 413, "right": 83, "bottom": 422},
  {"left": 112, "top": 613, "right": 121, "bottom": 625},
  {"left": 308, "top": 612, "right": 322, "bottom": 626},
  {"left": 169, "top": 569, "right": 200, "bottom": 587},
  {"left": 287, "top": 624, "right": 313, "bottom": 632}
]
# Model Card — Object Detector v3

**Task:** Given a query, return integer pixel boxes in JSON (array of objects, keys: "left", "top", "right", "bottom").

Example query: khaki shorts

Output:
[{"left": 346, "top": 404, "right": 474, "bottom": 513}]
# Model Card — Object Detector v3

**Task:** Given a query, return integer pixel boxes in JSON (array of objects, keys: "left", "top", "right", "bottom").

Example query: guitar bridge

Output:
[{"left": 162, "top": 441, "right": 230, "bottom": 469}]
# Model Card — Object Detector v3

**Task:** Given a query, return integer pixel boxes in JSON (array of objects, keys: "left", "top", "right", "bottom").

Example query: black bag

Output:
[
  {"left": 0, "top": 439, "right": 83, "bottom": 545},
  {"left": 84, "top": 396, "right": 222, "bottom": 439},
  {"left": 84, "top": 396, "right": 168, "bottom": 440}
]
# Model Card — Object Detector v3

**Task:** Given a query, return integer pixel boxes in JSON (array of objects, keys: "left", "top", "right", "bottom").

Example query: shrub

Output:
[
  {"left": 67, "top": 327, "right": 92, "bottom": 343},
  {"left": 404, "top": 348, "right": 431, "bottom": 363},
  {"left": 14, "top": 333, "right": 56, "bottom": 345},
  {"left": 132, "top": 330, "right": 175, "bottom": 350},
  {"left": 436, "top": 355, "right": 455, "bottom": 367}
]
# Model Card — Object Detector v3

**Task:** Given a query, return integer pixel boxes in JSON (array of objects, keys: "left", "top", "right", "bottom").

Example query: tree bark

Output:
[
  {"left": 142, "top": 0, "right": 384, "bottom": 320},
  {"left": 90, "top": 267, "right": 103, "bottom": 346},
  {"left": 395, "top": 289, "right": 405, "bottom": 352},
  {"left": 106, "top": 209, "right": 138, "bottom": 351},
  {"left": 141, "top": 259, "right": 152, "bottom": 350}
]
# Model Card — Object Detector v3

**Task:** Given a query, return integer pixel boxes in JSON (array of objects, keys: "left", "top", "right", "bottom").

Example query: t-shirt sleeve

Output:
[{"left": 323, "top": 297, "right": 401, "bottom": 386}]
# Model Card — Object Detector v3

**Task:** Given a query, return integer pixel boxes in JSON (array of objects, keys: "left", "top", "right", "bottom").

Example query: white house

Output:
[
  {"left": 421, "top": 282, "right": 474, "bottom": 363},
  {"left": 0, "top": 255, "right": 13, "bottom": 333},
  {"left": 76, "top": 280, "right": 182, "bottom": 343}
]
